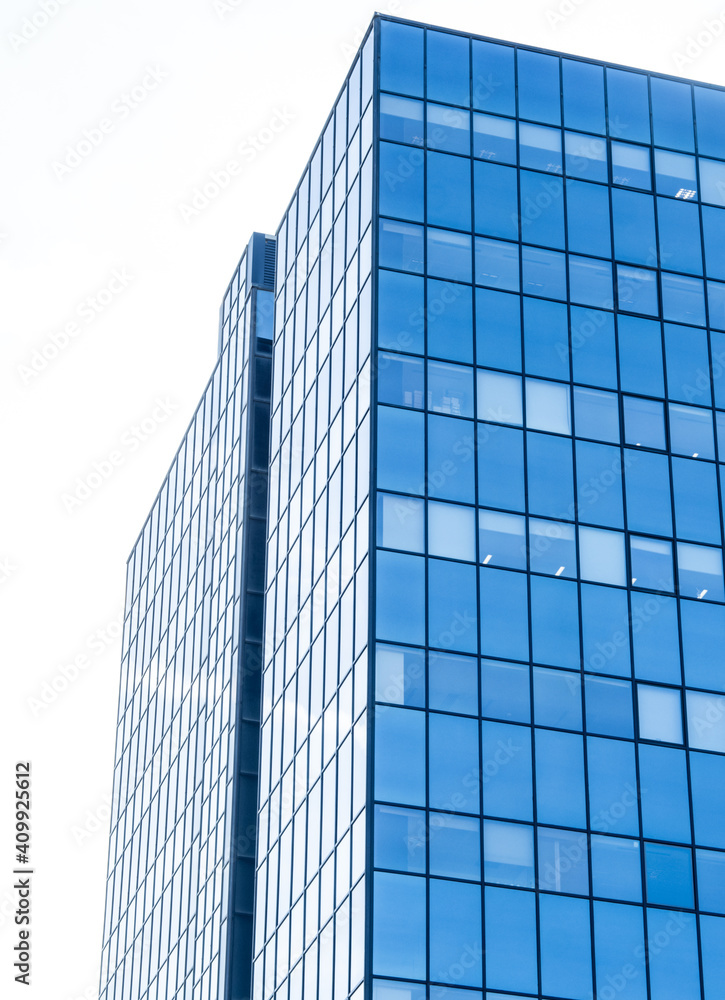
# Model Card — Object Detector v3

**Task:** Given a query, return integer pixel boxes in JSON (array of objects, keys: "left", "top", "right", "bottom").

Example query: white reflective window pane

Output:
[
  {"left": 478, "top": 510, "right": 526, "bottom": 569},
  {"left": 377, "top": 493, "right": 425, "bottom": 552},
  {"left": 686, "top": 691, "right": 725, "bottom": 752},
  {"left": 525, "top": 378, "right": 571, "bottom": 434},
  {"left": 483, "top": 819, "right": 535, "bottom": 887},
  {"left": 429, "top": 501, "right": 476, "bottom": 561},
  {"left": 700, "top": 157, "right": 725, "bottom": 207},
  {"left": 427, "top": 361, "right": 474, "bottom": 416},
  {"left": 579, "top": 526, "right": 626, "bottom": 585},
  {"left": 630, "top": 536, "right": 674, "bottom": 591},
  {"left": 477, "top": 370, "right": 523, "bottom": 424},
  {"left": 638, "top": 684, "right": 683, "bottom": 743},
  {"left": 677, "top": 542, "right": 725, "bottom": 602},
  {"left": 528, "top": 519, "right": 576, "bottom": 577},
  {"left": 612, "top": 141, "right": 651, "bottom": 188}
]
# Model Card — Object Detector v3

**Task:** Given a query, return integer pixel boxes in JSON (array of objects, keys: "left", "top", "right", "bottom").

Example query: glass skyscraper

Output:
[{"left": 100, "top": 15, "right": 725, "bottom": 1000}]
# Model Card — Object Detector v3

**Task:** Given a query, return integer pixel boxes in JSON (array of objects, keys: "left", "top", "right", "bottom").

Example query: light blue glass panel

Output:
[
  {"left": 428, "top": 559, "right": 479, "bottom": 653},
  {"left": 429, "top": 713, "right": 480, "bottom": 812},
  {"left": 651, "top": 77, "right": 695, "bottom": 151},
  {"left": 376, "top": 550, "right": 425, "bottom": 645},
  {"left": 612, "top": 142, "right": 651, "bottom": 189},
  {"left": 429, "top": 813, "right": 481, "bottom": 880},
  {"left": 624, "top": 450, "right": 673, "bottom": 535},
  {"left": 593, "top": 901, "right": 647, "bottom": 1000},
  {"left": 380, "top": 20, "right": 423, "bottom": 97},
  {"left": 617, "top": 315, "right": 664, "bottom": 396},
  {"left": 428, "top": 279, "right": 473, "bottom": 363},
  {"left": 646, "top": 909, "right": 701, "bottom": 1000},
  {"left": 639, "top": 744, "right": 691, "bottom": 842},
  {"left": 378, "top": 352, "right": 423, "bottom": 408},
  {"left": 539, "top": 894, "right": 592, "bottom": 1000},
  {"left": 429, "top": 651, "right": 478, "bottom": 714},
  {"left": 376, "top": 643, "right": 426, "bottom": 707},
  {"left": 481, "top": 720, "right": 532, "bottom": 820},
  {"left": 519, "top": 172, "right": 564, "bottom": 249},
  {"left": 428, "top": 360, "right": 474, "bottom": 417},
  {"left": 479, "top": 510, "right": 526, "bottom": 570},
  {"left": 525, "top": 378, "right": 571, "bottom": 434},
  {"left": 569, "top": 255, "right": 613, "bottom": 309},
  {"left": 531, "top": 576, "right": 580, "bottom": 669},
  {"left": 374, "top": 707, "right": 426, "bottom": 806},
  {"left": 645, "top": 842, "right": 694, "bottom": 907},
  {"left": 380, "top": 94, "right": 425, "bottom": 145},
  {"left": 475, "top": 288, "right": 521, "bottom": 371},
  {"left": 374, "top": 804, "right": 426, "bottom": 873},
  {"left": 522, "top": 246, "right": 566, "bottom": 300},
  {"left": 527, "top": 432, "right": 574, "bottom": 519},
  {"left": 372, "top": 872, "right": 426, "bottom": 979},
  {"left": 703, "top": 206, "right": 725, "bottom": 280},
  {"left": 591, "top": 835, "right": 642, "bottom": 901},
  {"left": 519, "top": 123, "right": 562, "bottom": 173},
  {"left": 480, "top": 568, "right": 529, "bottom": 661},
  {"left": 517, "top": 49, "right": 560, "bottom": 125},
  {"left": 481, "top": 659, "right": 530, "bottom": 723},
  {"left": 657, "top": 198, "right": 702, "bottom": 275},
  {"left": 678, "top": 542, "right": 725, "bottom": 602},
  {"left": 565, "top": 131, "right": 608, "bottom": 182},
  {"left": 606, "top": 68, "right": 651, "bottom": 143},
  {"left": 672, "top": 457, "right": 721, "bottom": 544},
  {"left": 585, "top": 677, "right": 634, "bottom": 737},
  {"left": 662, "top": 273, "right": 706, "bottom": 326},
  {"left": 700, "top": 157, "right": 725, "bottom": 207},
  {"left": 472, "top": 40, "right": 515, "bottom": 116},
  {"left": 430, "top": 879, "right": 482, "bottom": 987},
  {"left": 473, "top": 112, "right": 516, "bottom": 164},
  {"left": 428, "top": 151, "right": 471, "bottom": 231},
  {"left": 475, "top": 237, "right": 519, "bottom": 291},
  {"left": 581, "top": 583, "right": 631, "bottom": 678},
  {"left": 379, "top": 219, "right": 424, "bottom": 273},
  {"left": 637, "top": 683, "right": 683, "bottom": 743},
  {"left": 426, "top": 29, "right": 470, "bottom": 106},
  {"left": 681, "top": 599, "right": 725, "bottom": 692},
  {"left": 570, "top": 307, "right": 618, "bottom": 389},
  {"left": 427, "top": 414, "right": 476, "bottom": 503},
  {"left": 612, "top": 188, "right": 656, "bottom": 266},
  {"left": 665, "top": 323, "right": 711, "bottom": 403},
  {"left": 523, "top": 297, "right": 569, "bottom": 380},
  {"left": 631, "top": 536, "right": 674, "bottom": 592},
  {"left": 483, "top": 819, "right": 534, "bottom": 887},
  {"left": 377, "top": 405, "right": 424, "bottom": 495},
  {"left": 527, "top": 518, "right": 575, "bottom": 577},
  {"left": 477, "top": 424, "right": 525, "bottom": 511},
  {"left": 691, "top": 751, "right": 725, "bottom": 847},
  {"left": 474, "top": 161, "right": 518, "bottom": 240},
  {"left": 669, "top": 403, "right": 715, "bottom": 458},
  {"left": 687, "top": 690, "right": 725, "bottom": 752},
  {"left": 380, "top": 141, "right": 423, "bottom": 221},
  {"left": 537, "top": 827, "right": 589, "bottom": 894},
  {"left": 631, "top": 593, "right": 681, "bottom": 684},
  {"left": 477, "top": 370, "right": 522, "bottom": 424},
  {"left": 701, "top": 915, "right": 725, "bottom": 1000},
  {"left": 535, "top": 728, "right": 586, "bottom": 827},
  {"left": 429, "top": 501, "right": 476, "bottom": 561},
  {"left": 534, "top": 665, "right": 582, "bottom": 729},
  {"left": 378, "top": 269, "right": 424, "bottom": 354},
  {"left": 377, "top": 492, "right": 424, "bottom": 552},
  {"left": 579, "top": 526, "right": 626, "bottom": 585},
  {"left": 427, "top": 103, "right": 471, "bottom": 154},
  {"left": 587, "top": 736, "right": 640, "bottom": 836},
  {"left": 654, "top": 148, "right": 698, "bottom": 198},
  {"left": 428, "top": 228, "right": 472, "bottom": 283},
  {"left": 697, "top": 849, "right": 725, "bottom": 913},
  {"left": 575, "top": 440, "right": 625, "bottom": 528},
  {"left": 695, "top": 86, "right": 725, "bottom": 159},
  {"left": 484, "top": 887, "right": 538, "bottom": 994},
  {"left": 567, "top": 179, "right": 612, "bottom": 258},
  {"left": 617, "top": 265, "right": 658, "bottom": 316},
  {"left": 563, "top": 59, "right": 605, "bottom": 133}
]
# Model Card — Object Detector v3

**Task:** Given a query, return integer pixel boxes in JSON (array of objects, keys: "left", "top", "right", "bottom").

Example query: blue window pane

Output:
[
  {"left": 681, "top": 600, "right": 725, "bottom": 692},
  {"left": 430, "top": 813, "right": 481, "bottom": 880},
  {"left": 617, "top": 265, "right": 659, "bottom": 316},
  {"left": 715, "top": 331, "right": 725, "bottom": 401},
  {"left": 645, "top": 842, "right": 694, "bottom": 907},
  {"left": 612, "top": 141, "right": 651, "bottom": 190},
  {"left": 428, "top": 560, "right": 478, "bottom": 655},
  {"left": 565, "top": 131, "right": 608, "bottom": 182},
  {"left": 585, "top": 676, "right": 634, "bottom": 737},
  {"left": 563, "top": 59, "right": 606, "bottom": 134},
  {"left": 664, "top": 323, "right": 711, "bottom": 403},
  {"left": 376, "top": 642, "right": 426, "bottom": 707},
  {"left": 484, "top": 819, "right": 535, "bottom": 887},
  {"left": 639, "top": 744, "right": 691, "bottom": 842},
  {"left": 575, "top": 440, "right": 625, "bottom": 528},
  {"left": 580, "top": 583, "right": 631, "bottom": 678},
  {"left": 480, "top": 568, "right": 529, "bottom": 661},
  {"left": 651, "top": 77, "right": 695, "bottom": 151},
  {"left": 574, "top": 388, "right": 620, "bottom": 443},
  {"left": 631, "top": 593, "right": 682, "bottom": 684},
  {"left": 428, "top": 414, "right": 475, "bottom": 502},
  {"left": 517, "top": 49, "right": 560, "bottom": 125},
  {"left": 606, "top": 68, "right": 651, "bottom": 144},
  {"left": 426, "top": 30, "right": 470, "bottom": 106},
  {"left": 519, "top": 122, "right": 562, "bottom": 173},
  {"left": 519, "top": 172, "right": 564, "bottom": 249},
  {"left": 662, "top": 273, "right": 706, "bottom": 327},
  {"left": 427, "top": 279, "right": 473, "bottom": 363},
  {"left": 373, "top": 982, "right": 427, "bottom": 1000},
  {"left": 646, "top": 909, "right": 701, "bottom": 1000},
  {"left": 531, "top": 576, "right": 580, "bottom": 670},
  {"left": 657, "top": 198, "right": 702, "bottom": 275},
  {"left": 378, "top": 269, "right": 424, "bottom": 354},
  {"left": 700, "top": 157, "right": 725, "bottom": 207},
  {"left": 527, "top": 432, "right": 574, "bottom": 518},
  {"left": 624, "top": 450, "right": 673, "bottom": 535},
  {"left": 484, "top": 887, "right": 538, "bottom": 994},
  {"left": 612, "top": 188, "right": 656, "bottom": 266},
  {"left": 678, "top": 542, "right": 725, "bottom": 602},
  {"left": 701, "top": 915, "right": 725, "bottom": 1000},
  {"left": 593, "top": 902, "right": 647, "bottom": 1000},
  {"left": 481, "top": 659, "right": 531, "bottom": 723},
  {"left": 669, "top": 402, "right": 715, "bottom": 458},
  {"left": 479, "top": 509, "right": 526, "bottom": 570},
  {"left": 478, "top": 369, "right": 522, "bottom": 424},
  {"left": 374, "top": 804, "right": 426, "bottom": 872},
  {"left": 380, "top": 20, "right": 424, "bottom": 97},
  {"left": 687, "top": 690, "right": 725, "bottom": 752},
  {"left": 654, "top": 148, "right": 698, "bottom": 198},
  {"left": 527, "top": 518, "right": 575, "bottom": 577},
  {"left": 618, "top": 314, "right": 665, "bottom": 396},
  {"left": 379, "top": 219, "right": 424, "bottom": 273},
  {"left": 672, "top": 457, "right": 721, "bottom": 543},
  {"left": 374, "top": 706, "right": 426, "bottom": 805},
  {"left": 430, "top": 879, "right": 482, "bottom": 987},
  {"left": 587, "top": 736, "right": 639, "bottom": 836},
  {"left": 427, "top": 360, "right": 474, "bottom": 417},
  {"left": 373, "top": 872, "right": 426, "bottom": 978},
  {"left": 379, "top": 141, "right": 423, "bottom": 221},
  {"left": 535, "top": 728, "right": 586, "bottom": 827},
  {"left": 539, "top": 895, "right": 592, "bottom": 1000},
  {"left": 378, "top": 352, "right": 424, "bottom": 408},
  {"left": 429, "top": 713, "right": 480, "bottom": 812},
  {"left": 623, "top": 396, "right": 666, "bottom": 449},
  {"left": 534, "top": 666, "right": 582, "bottom": 729},
  {"left": 703, "top": 206, "right": 725, "bottom": 280},
  {"left": 473, "top": 112, "right": 516, "bottom": 164},
  {"left": 526, "top": 376, "right": 571, "bottom": 434},
  {"left": 523, "top": 297, "right": 569, "bottom": 379},
  {"left": 377, "top": 492, "right": 425, "bottom": 552},
  {"left": 567, "top": 179, "right": 612, "bottom": 258},
  {"left": 377, "top": 406, "right": 424, "bottom": 494},
  {"left": 376, "top": 550, "right": 425, "bottom": 646},
  {"left": 429, "top": 652, "right": 478, "bottom": 715},
  {"left": 569, "top": 255, "right": 613, "bottom": 309},
  {"left": 472, "top": 41, "right": 515, "bottom": 116},
  {"left": 428, "top": 228, "right": 472, "bottom": 282},
  {"left": 474, "top": 161, "right": 518, "bottom": 240},
  {"left": 591, "top": 836, "right": 642, "bottom": 902},
  {"left": 697, "top": 849, "right": 725, "bottom": 913},
  {"left": 630, "top": 536, "right": 674, "bottom": 592},
  {"left": 475, "top": 288, "right": 521, "bottom": 371},
  {"left": 427, "top": 103, "right": 471, "bottom": 154},
  {"left": 570, "top": 307, "right": 618, "bottom": 389},
  {"left": 522, "top": 246, "right": 566, "bottom": 300},
  {"left": 475, "top": 236, "right": 519, "bottom": 291},
  {"left": 537, "top": 827, "right": 589, "bottom": 894},
  {"left": 482, "top": 720, "right": 532, "bottom": 820},
  {"left": 428, "top": 152, "right": 471, "bottom": 231},
  {"left": 477, "top": 424, "right": 525, "bottom": 511},
  {"left": 695, "top": 86, "right": 725, "bottom": 159},
  {"left": 691, "top": 751, "right": 725, "bottom": 847},
  {"left": 380, "top": 94, "right": 425, "bottom": 145}
]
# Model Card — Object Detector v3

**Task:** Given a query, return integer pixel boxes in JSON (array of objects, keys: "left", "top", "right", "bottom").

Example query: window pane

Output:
[
  {"left": 528, "top": 519, "right": 576, "bottom": 577},
  {"left": 522, "top": 246, "right": 566, "bottom": 300},
  {"left": 427, "top": 279, "right": 473, "bottom": 363},
  {"left": 697, "top": 848, "right": 725, "bottom": 913},
  {"left": 574, "top": 387, "right": 620, "bottom": 443},
  {"left": 480, "top": 568, "right": 530, "bottom": 661},
  {"left": 377, "top": 406, "right": 424, "bottom": 494},
  {"left": 539, "top": 895, "right": 592, "bottom": 1000},
  {"left": 563, "top": 59, "right": 606, "bottom": 134},
  {"left": 426, "top": 29, "right": 469, "bottom": 106},
  {"left": 617, "top": 265, "right": 659, "bottom": 316},
  {"left": 579, "top": 526, "right": 626, "bottom": 585},
  {"left": 475, "top": 237, "right": 519, "bottom": 291},
  {"left": 607, "top": 67, "right": 651, "bottom": 143},
  {"left": 517, "top": 49, "right": 560, "bottom": 125},
  {"left": 569, "top": 255, "right": 613, "bottom": 309},
  {"left": 473, "top": 112, "right": 516, "bottom": 164},
  {"left": 373, "top": 872, "right": 426, "bottom": 979},
  {"left": 677, "top": 541, "right": 725, "bottom": 602},
  {"left": 585, "top": 677, "right": 634, "bottom": 738},
  {"left": 591, "top": 836, "right": 642, "bottom": 901},
  {"left": 669, "top": 403, "right": 715, "bottom": 458},
  {"left": 475, "top": 288, "right": 521, "bottom": 371},
  {"left": 427, "top": 361, "right": 474, "bottom": 416},
  {"left": 472, "top": 40, "right": 515, "bottom": 116},
  {"left": 374, "top": 707, "right": 425, "bottom": 805},
  {"left": 429, "top": 501, "right": 476, "bottom": 561},
  {"left": 700, "top": 157, "right": 725, "bottom": 207},
  {"left": 379, "top": 219, "right": 424, "bottom": 272},
  {"left": 483, "top": 820, "right": 535, "bottom": 887},
  {"left": 525, "top": 378, "right": 571, "bottom": 434},
  {"left": 378, "top": 269, "right": 424, "bottom": 354},
  {"left": 380, "top": 141, "right": 423, "bottom": 221},
  {"left": 374, "top": 804, "right": 426, "bottom": 872},
  {"left": 478, "top": 370, "right": 523, "bottom": 424},
  {"left": 428, "top": 559, "right": 478, "bottom": 653},
  {"left": 654, "top": 148, "right": 697, "bottom": 198},
  {"left": 687, "top": 691, "right": 725, "bottom": 752},
  {"left": 651, "top": 77, "right": 695, "bottom": 151},
  {"left": 429, "top": 651, "right": 478, "bottom": 714},
  {"left": 661, "top": 272, "right": 706, "bottom": 327},
  {"left": 429, "top": 814, "right": 481, "bottom": 880},
  {"left": 481, "top": 658, "right": 531, "bottom": 723},
  {"left": 624, "top": 396, "right": 665, "bottom": 449},
  {"left": 534, "top": 665, "right": 582, "bottom": 729},
  {"left": 375, "top": 643, "right": 425, "bottom": 707},
  {"left": 379, "top": 94, "right": 425, "bottom": 145},
  {"left": 427, "top": 228, "right": 472, "bottom": 282},
  {"left": 376, "top": 550, "right": 425, "bottom": 644},
  {"left": 428, "top": 151, "right": 471, "bottom": 231},
  {"left": 482, "top": 720, "right": 532, "bottom": 820},
  {"left": 519, "top": 122, "right": 562, "bottom": 173},
  {"left": 484, "top": 887, "right": 538, "bottom": 994},
  {"left": 638, "top": 684, "right": 683, "bottom": 743},
  {"left": 429, "top": 713, "right": 480, "bottom": 811},
  {"left": 645, "top": 842, "right": 694, "bottom": 907},
  {"left": 377, "top": 493, "right": 424, "bottom": 552},
  {"left": 612, "top": 142, "right": 651, "bottom": 189},
  {"left": 565, "top": 131, "right": 608, "bottom": 181},
  {"left": 538, "top": 827, "right": 589, "bottom": 894},
  {"left": 630, "top": 536, "right": 674, "bottom": 591},
  {"left": 479, "top": 510, "right": 526, "bottom": 569},
  {"left": 426, "top": 103, "right": 470, "bottom": 154},
  {"left": 378, "top": 352, "right": 423, "bottom": 407}
]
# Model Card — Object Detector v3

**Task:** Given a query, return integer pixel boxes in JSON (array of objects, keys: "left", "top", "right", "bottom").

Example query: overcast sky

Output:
[{"left": 2, "top": 0, "right": 724, "bottom": 996}]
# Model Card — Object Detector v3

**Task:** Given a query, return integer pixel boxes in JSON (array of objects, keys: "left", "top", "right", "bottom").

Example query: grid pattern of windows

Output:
[
  {"left": 98, "top": 242, "right": 272, "bottom": 1000},
  {"left": 372, "top": 17, "right": 725, "bottom": 1000},
  {"left": 252, "top": 29, "right": 374, "bottom": 1000}
]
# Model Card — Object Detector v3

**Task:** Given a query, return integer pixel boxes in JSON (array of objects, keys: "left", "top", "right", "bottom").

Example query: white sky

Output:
[{"left": 1, "top": 0, "right": 723, "bottom": 996}]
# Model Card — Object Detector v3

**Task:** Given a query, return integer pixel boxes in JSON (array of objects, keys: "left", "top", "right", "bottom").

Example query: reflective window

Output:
[
  {"left": 534, "top": 666, "right": 582, "bottom": 729},
  {"left": 525, "top": 378, "right": 571, "bottom": 434},
  {"left": 630, "top": 536, "right": 674, "bottom": 591},
  {"left": 426, "top": 103, "right": 471, "bottom": 154},
  {"left": 606, "top": 67, "right": 651, "bottom": 143},
  {"left": 426, "top": 30, "right": 470, "bottom": 107},
  {"left": 617, "top": 264, "right": 659, "bottom": 316},
  {"left": 687, "top": 691, "right": 725, "bottom": 752},
  {"left": 428, "top": 279, "right": 473, "bottom": 363},
  {"left": 429, "top": 814, "right": 481, "bottom": 880},
  {"left": 377, "top": 353, "right": 423, "bottom": 407},
  {"left": 579, "top": 526, "right": 626, "bottom": 585},
  {"left": 528, "top": 518, "right": 576, "bottom": 578},
  {"left": 651, "top": 77, "right": 695, "bottom": 151},
  {"left": 375, "top": 644, "right": 425, "bottom": 708},
  {"left": 564, "top": 131, "right": 608, "bottom": 182},
  {"left": 429, "top": 651, "right": 478, "bottom": 714},
  {"left": 654, "top": 148, "right": 698, "bottom": 198},
  {"left": 475, "top": 237, "right": 519, "bottom": 291},
  {"left": 563, "top": 59, "right": 606, "bottom": 134},
  {"left": 427, "top": 361, "right": 474, "bottom": 416},
  {"left": 538, "top": 827, "right": 589, "bottom": 894},
  {"left": 569, "top": 255, "right": 613, "bottom": 310},
  {"left": 517, "top": 49, "right": 560, "bottom": 125},
  {"left": 624, "top": 396, "right": 666, "bottom": 449},
  {"left": 428, "top": 152, "right": 471, "bottom": 231},
  {"left": 677, "top": 542, "right": 725, "bottom": 602},
  {"left": 374, "top": 804, "right": 426, "bottom": 872},
  {"left": 481, "top": 658, "right": 530, "bottom": 723},
  {"left": 700, "top": 157, "right": 725, "bottom": 207},
  {"left": 377, "top": 493, "right": 424, "bottom": 552},
  {"left": 591, "top": 836, "right": 642, "bottom": 901},
  {"left": 574, "top": 387, "right": 620, "bottom": 443},
  {"left": 585, "top": 677, "right": 634, "bottom": 738},
  {"left": 479, "top": 509, "right": 526, "bottom": 569},
  {"left": 372, "top": 872, "right": 426, "bottom": 979},
  {"left": 483, "top": 820, "right": 535, "bottom": 887},
  {"left": 379, "top": 94, "right": 425, "bottom": 145},
  {"left": 669, "top": 403, "right": 715, "bottom": 458},
  {"left": 473, "top": 112, "right": 516, "bottom": 164},
  {"left": 379, "top": 219, "right": 424, "bottom": 273},
  {"left": 427, "top": 228, "right": 472, "bottom": 282},
  {"left": 522, "top": 246, "right": 566, "bottom": 300},
  {"left": 645, "top": 842, "right": 694, "bottom": 907},
  {"left": 519, "top": 123, "right": 562, "bottom": 172},
  {"left": 477, "top": 370, "right": 523, "bottom": 424},
  {"left": 638, "top": 684, "right": 683, "bottom": 743},
  {"left": 611, "top": 142, "right": 651, "bottom": 190},
  {"left": 428, "top": 501, "right": 476, "bottom": 561}
]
